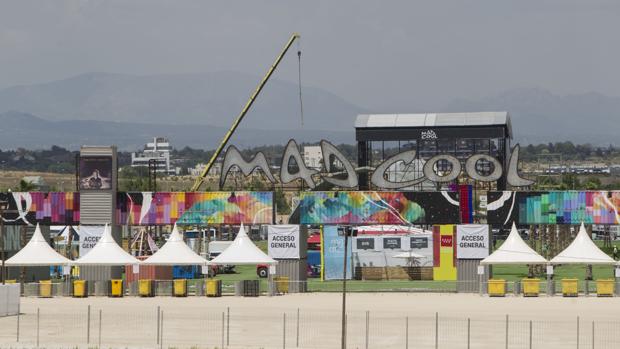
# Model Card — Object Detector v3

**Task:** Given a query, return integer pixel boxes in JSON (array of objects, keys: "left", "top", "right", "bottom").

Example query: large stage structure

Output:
[{"left": 355, "top": 112, "right": 513, "bottom": 191}]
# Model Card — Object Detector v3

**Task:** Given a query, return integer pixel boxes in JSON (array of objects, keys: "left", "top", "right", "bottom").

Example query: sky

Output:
[{"left": 1, "top": 0, "right": 619, "bottom": 111}]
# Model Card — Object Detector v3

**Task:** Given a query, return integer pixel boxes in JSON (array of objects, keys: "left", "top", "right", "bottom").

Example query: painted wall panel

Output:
[
  {"left": 116, "top": 192, "right": 274, "bottom": 225},
  {"left": 300, "top": 191, "right": 460, "bottom": 225},
  {"left": 487, "top": 191, "right": 620, "bottom": 225}
]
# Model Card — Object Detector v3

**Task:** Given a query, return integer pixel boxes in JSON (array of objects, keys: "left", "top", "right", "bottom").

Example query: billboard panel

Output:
[
  {"left": 116, "top": 191, "right": 273, "bottom": 225},
  {"left": 79, "top": 156, "right": 113, "bottom": 190},
  {"left": 487, "top": 191, "right": 620, "bottom": 226},
  {"left": 0, "top": 192, "right": 80, "bottom": 225},
  {"left": 299, "top": 191, "right": 460, "bottom": 225}
]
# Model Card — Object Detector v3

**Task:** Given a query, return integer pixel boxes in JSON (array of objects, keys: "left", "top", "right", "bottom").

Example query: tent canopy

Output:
[
  {"left": 75, "top": 224, "right": 140, "bottom": 266},
  {"left": 393, "top": 251, "right": 425, "bottom": 259},
  {"left": 142, "top": 224, "right": 208, "bottom": 265},
  {"left": 209, "top": 224, "right": 277, "bottom": 265},
  {"left": 480, "top": 223, "right": 547, "bottom": 265},
  {"left": 550, "top": 223, "right": 615, "bottom": 265},
  {"left": 5, "top": 224, "right": 72, "bottom": 266}
]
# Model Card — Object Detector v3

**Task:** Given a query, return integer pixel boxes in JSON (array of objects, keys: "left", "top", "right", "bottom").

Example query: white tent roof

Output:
[
  {"left": 393, "top": 251, "right": 426, "bottom": 259},
  {"left": 550, "top": 223, "right": 615, "bottom": 265},
  {"left": 209, "top": 224, "right": 277, "bottom": 265},
  {"left": 75, "top": 224, "right": 140, "bottom": 266},
  {"left": 480, "top": 223, "right": 547, "bottom": 265},
  {"left": 142, "top": 225, "right": 208, "bottom": 265},
  {"left": 5, "top": 224, "right": 72, "bottom": 266}
]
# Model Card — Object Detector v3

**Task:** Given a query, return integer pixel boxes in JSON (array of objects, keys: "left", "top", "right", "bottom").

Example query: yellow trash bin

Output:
[
  {"left": 596, "top": 279, "right": 614, "bottom": 297},
  {"left": 109, "top": 279, "right": 123, "bottom": 297},
  {"left": 139, "top": 279, "right": 154, "bottom": 297},
  {"left": 173, "top": 279, "right": 187, "bottom": 297},
  {"left": 39, "top": 280, "right": 52, "bottom": 298},
  {"left": 562, "top": 278, "right": 579, "bottom": 297},
  {"left": 274, "top": 276, "right": 289, "bottom": 294},
  {"left": 206, "top": 279, "right": 222, "bottom": 297},
  {"left": 488, "top": 279, "right": 506, "bottom": 297},
  {"left": 522, "top": 278, "right": 540, "bottom": 297},
  {"left": 73, "top": 280, "right": 87, "bottom": 298}
]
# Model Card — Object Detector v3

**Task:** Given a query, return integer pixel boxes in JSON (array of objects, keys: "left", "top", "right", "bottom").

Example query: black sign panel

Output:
[
  {"left": 383, "top": 237, "right": 401, "bottom": 249},
  {"left": 356, "top": 238, "right": 374, "bottom": 250},
  {"left": 410, "top": 237, "right": 428, "bottom": 249}
]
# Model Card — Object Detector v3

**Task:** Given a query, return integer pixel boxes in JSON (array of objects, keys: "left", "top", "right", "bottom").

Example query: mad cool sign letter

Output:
[{"left": 219, "top": 140, "right": 533, "bottom": 189}]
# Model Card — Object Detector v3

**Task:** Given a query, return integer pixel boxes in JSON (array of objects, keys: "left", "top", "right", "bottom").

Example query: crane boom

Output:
[{"left": 190, "top": 33, "right": 301, "bottom": 191}]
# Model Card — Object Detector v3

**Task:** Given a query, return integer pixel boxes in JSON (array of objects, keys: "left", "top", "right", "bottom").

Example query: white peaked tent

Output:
[
  {"left": 209, "top": 224, "right": 277, "bottom": 265},
  {"left": 550, "top": 223, "right": 615, "bottom": 265},
  {"left": 481, "top": 223, "right": 547, "bottom": 265},
  {"left": 5, "top": 224, "right": 72, "bottom": 266},
  {"left": 142, "top": 224, "right": 208, "bottom": 265},
  {"left": 75, "top": 224, "right": 140, "bottom": 266},
  {"left": 393, "top": 251, "right": 426, "bottom": 259}
]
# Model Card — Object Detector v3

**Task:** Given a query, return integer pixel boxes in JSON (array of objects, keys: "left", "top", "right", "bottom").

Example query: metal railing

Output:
[
  {"left": 0, "top": 306, "right": 619, "bottom": 348},
  {"left": 16, "top": 279, "right": 620, "bottom": 297}
]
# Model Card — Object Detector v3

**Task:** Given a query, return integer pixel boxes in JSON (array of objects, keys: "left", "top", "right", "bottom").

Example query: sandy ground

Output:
[{"left": 1, "top": 293, "right": 620, "bottom": 348}]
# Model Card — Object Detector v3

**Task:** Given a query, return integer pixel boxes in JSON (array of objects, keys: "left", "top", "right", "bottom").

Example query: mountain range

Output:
[{"left": 0, "top": 72, "right": 618, "bottom": 149}]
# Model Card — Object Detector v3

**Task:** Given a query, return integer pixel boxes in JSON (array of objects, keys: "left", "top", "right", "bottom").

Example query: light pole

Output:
[
  {"left": 0, "top": 200, "right": 9, "bottom": 285},
  {"left": 340, "top": 226, "right": 351, "bottom": 349}
]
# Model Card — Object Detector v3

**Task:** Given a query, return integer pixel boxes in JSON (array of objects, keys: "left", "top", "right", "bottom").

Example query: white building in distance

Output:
[
  {"left": 131, "top": 137, "right": 175, "bottom": 175},
  {"left": 303, "top": 146, "right": 323, "bottom": 170}
]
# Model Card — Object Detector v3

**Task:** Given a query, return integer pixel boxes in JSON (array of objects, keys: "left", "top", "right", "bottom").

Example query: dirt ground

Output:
[{"left": 1, "top": 293, "right": 619, "bottom": 348}]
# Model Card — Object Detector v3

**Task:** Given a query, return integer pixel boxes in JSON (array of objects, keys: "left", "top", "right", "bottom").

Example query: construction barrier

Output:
[
  {"left": 522, "top": 278, "right": 540, "bottom": 297},
  {"left": 596, "top": 279, "right": 614, "bottom": 297},
  {"left": 139, "top": 279, "right": 154, "bottom": 297},
  {"left": 562, "top": 279, "right": 579, "bottom": 297},
  {"left": 73, "top": 280, "right": 87, "bottom": 298},
  {"left": 109, "top": 279, "right": 123, "bottom": 297},
  {"left": 5, "top": 280, "right": 16, "bottom": 284},
  {"left": 173, "top": 279, "right": 187, "bottom": 297},
  {"left": 39, "top": 280, "right": 52, "bottom": 298},
  {"left": 487, "top": 279, "right": 506, "bottom": 297},
  {"left": 274, "top": 276, "right": 289, "bottom": 294},
  {"left": 206, "top": 279, "right": 222, "bottom": 297}
]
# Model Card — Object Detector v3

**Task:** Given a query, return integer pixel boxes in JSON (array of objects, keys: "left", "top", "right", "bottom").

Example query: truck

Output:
[{"left": 208, "top": 241, "right": 236, "bottom": 274}]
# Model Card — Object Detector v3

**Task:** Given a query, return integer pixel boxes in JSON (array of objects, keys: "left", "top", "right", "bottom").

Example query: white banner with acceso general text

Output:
[
  {"left": 456, "top": 224, "right": 489, "bottom": 259},
  {"left": 267, "top": 225, "right": 300, "bottom": 259},
  {"left": 78, "top": 226, "right": 105, "bottom": 257}
]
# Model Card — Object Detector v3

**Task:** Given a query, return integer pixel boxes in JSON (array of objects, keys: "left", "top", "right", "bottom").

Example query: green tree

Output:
[
  {"left": 274, "top": 188, "right": 290, "bottom": 215},
  {"left": 18, "top": 179, "right": 37, "bottom": 192}
]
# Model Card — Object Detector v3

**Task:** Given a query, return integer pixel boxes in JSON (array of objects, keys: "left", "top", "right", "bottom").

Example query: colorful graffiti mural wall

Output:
[
  {"left": 299, "top": 191, "right": 461, "bottom": 225},
  {"left": 116, "top": 192, "right": 274, "bottom": 225},
  {"left": 487, "top": 191, "right": 620, "bottom": 225},
  {"left": 0, "top": 192, "right": 79, "bottom": 225}
]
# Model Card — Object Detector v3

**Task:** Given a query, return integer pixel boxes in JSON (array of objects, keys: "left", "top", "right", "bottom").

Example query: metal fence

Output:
[
  {"left": 16, "top": 279, "right": 620, "bottom": 297},
  {"left": 0, "top": 306, "right": 619, "bottom": 349}
]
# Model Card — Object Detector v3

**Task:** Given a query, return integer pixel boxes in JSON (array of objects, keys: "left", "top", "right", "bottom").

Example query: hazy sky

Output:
[{"left": 1, "top": 1, "right": 619, "bottom": 111}]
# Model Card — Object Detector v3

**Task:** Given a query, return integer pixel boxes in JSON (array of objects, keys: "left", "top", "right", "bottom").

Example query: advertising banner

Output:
[
  {"left": 78, "top": 226, "right": 105, "bottom": 257},
  {"left": 267, "top": 225, "right": 300, "bottom": 259},
  {"left": 456, "top": 224, "right": 490, "bottom": 259},
  {"left": 433, "top": 225, "right": 457, "bottom": 280},
  {"left": 322, "top": 226, "right": 353, "bottom": 280},
  {"left": 79, "top": 157, "right": 113, "bottom": 190}
]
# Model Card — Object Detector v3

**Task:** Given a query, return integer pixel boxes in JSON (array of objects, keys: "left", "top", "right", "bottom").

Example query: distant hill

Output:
[
  {"left": 0, "top": 111, "right": 353, "bottom": 150},
  {"left": 444, "top": 88, "right": 620, "bottom": 145},
  {"left": 0, "top": 72, "right": 364, "bottom": 131},
  {"left": 1, "top": 72, "right": 618, "bottom": 148}
]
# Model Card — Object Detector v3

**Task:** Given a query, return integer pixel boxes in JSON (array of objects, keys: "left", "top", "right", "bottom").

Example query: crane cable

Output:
[{"left": 297, "top": 39, "right": 304, "bottom": 127}]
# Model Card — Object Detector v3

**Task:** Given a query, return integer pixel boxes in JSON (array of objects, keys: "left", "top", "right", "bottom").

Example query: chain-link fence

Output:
[{"left": 0, "top": 306, "right": 619, "bottom": 349}]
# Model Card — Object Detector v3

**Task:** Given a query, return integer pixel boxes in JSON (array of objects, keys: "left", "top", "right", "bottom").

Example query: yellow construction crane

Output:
[{"left": 190, "top": 33, "right": 301, "bottom": 191}]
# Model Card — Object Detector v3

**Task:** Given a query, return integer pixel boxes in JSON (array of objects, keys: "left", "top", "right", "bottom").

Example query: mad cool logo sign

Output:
[{"left": 219, "top": 140, "right": 533, "bottom": 189}]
